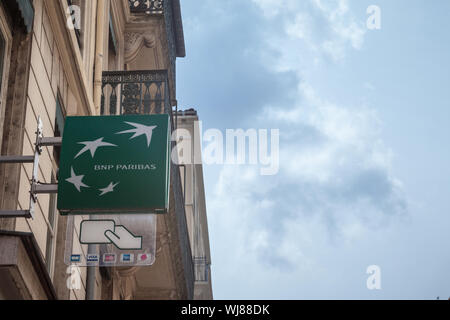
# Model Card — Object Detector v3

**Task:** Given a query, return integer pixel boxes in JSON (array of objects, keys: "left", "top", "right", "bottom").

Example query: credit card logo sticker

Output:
[
  {"left": 121, "top": 254, "right": 134, "bottom": 263},
  {"left": 70, "top": 255, "right": 81, "bottom": 263},
  {"left": 103, "top": 254, "right": 116, "bottom": 263},
  {"left": 87, "top": 254, "right": 99, "bottom": 262},
  {"left": 138, "top": 253, "right": 152, "bottom": 262}
]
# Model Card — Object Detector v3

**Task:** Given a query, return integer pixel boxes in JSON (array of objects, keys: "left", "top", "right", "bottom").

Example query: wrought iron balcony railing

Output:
[
  {"left": 101, "top": 70, "right": 171, "bottom": 116},
  {"left": 129, "top": 0, "right": 164, "bottom": 14}
]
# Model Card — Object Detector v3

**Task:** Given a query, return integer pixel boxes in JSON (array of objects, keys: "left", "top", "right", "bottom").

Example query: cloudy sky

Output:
[{"left": 177, "top": 0, "right": 450, "bottom": 299}]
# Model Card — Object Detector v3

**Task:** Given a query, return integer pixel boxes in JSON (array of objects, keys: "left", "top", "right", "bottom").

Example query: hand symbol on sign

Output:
[{"left": 104, "top": 226, "right": 143, "bottom": 250}]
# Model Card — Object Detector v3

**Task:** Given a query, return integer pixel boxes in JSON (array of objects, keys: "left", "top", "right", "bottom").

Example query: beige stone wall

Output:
[
  {"left": 177, "top": 115, "right": 213, "bottom": 300},
  {"left": 12, "top": 0, "right": 97, "bottom": 300},
  {"left": 10, "top": 0, "right": 128, "bottom": 300},
  {"left": 15, "top": 3, "right": 62, "bottom": 244}
]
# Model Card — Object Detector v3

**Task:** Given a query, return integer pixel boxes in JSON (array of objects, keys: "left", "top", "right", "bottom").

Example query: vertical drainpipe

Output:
[
  {"left": 85, "top": 244, "right": 98, "bottom": 300},
  {"left": 93, "top": 0, "right": 105, "bottom": 114},
  {"left": 86, "top": 0, "right": 106, "bottom": 300}
]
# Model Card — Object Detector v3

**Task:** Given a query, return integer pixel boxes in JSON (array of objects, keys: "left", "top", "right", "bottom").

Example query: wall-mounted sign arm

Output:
[
  {"left": 0, "top": 156, "right": 35, "bottom": 164},
  {"left": 38, "top": 137, "right": 62, "bottom": 147},
  {"left": 0, "top": 210, "right": 32, "bottom": 219},
  {"left": 0, "top": 117, "right": 61, "bottom": 219},
  {"left": 32, "top": 183, "right": 58, "bottom": 194}
]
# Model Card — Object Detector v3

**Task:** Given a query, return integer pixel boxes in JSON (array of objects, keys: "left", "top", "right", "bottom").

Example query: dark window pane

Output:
[{"left": 53, "top": 96, "right": 65, "bottom": 165}]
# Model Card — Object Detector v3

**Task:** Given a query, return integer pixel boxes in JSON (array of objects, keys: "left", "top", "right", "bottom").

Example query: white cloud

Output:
[
  {"left": 251, "top": 0, "right": 295, "bottom": 18},
  {"left": 210, "top": 79, "right": 406, "bottom": 269},
  {"left": 253, "top": 0, "right": 366, "bottom": 63},
  {"left": 208, "top": 2, "right": 406, "bottom": 276},
  {"left": 286, "top": 13, "right": 313, "bottom": 41}
]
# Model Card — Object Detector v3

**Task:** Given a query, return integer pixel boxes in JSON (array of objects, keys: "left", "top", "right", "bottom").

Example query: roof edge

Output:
[{"left": 172, "top": 0, "right": 186, "bottom": 57}]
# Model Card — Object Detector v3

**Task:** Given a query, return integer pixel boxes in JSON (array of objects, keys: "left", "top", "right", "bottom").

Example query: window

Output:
[{"left": 53, "top": 95, "right": 65, "bottom": 164}]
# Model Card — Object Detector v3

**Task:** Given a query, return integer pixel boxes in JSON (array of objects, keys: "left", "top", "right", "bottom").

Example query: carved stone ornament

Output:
[{"left": 124, "top": 32, "right": 157, "bottom": 63}]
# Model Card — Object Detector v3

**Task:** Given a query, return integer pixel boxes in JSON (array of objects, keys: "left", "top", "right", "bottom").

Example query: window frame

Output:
[
  {"left": 45, "top": 93, "right": 66, "bottom": 278},
  {"left": 0, "top": 4, "right": 12, "bottom": 148},
  {"left": 0, "top": 31, "right": 4, "bottom": 87}
]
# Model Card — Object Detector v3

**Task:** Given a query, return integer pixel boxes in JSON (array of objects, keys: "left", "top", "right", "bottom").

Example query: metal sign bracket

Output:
[{"left": 0, "top": 117, "right": 60, "bottom": 219}]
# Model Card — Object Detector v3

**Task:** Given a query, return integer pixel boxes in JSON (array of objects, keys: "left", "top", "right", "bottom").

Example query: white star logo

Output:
[
  {"left": 75, "top": 137, "right": 117, "bottom": 159},
  {"left": 99, "top": 182, "right": 119, "bottom": 196},
  {"left": 116, "top": 122, "right": 157, "bottom": 147},
  {"left": 66, "top": 167, "right": 90, "bottom": 192}
]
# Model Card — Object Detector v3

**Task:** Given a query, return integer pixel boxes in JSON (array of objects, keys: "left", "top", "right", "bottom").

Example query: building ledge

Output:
[{"left": 0, "top": 231, "right": 57, "bottom": 300}]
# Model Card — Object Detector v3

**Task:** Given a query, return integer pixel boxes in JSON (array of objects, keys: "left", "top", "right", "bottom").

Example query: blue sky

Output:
[{"left": 177, "top": 0, "right": 450, "bottom": 299}]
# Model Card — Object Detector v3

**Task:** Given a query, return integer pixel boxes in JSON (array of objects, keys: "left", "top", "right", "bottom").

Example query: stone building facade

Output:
[
  {"left": 0, "top": 0, "right": 212, "bottom": 300},
  {"left": 177, "top": 109, "right": 213, "bottom": 300}
]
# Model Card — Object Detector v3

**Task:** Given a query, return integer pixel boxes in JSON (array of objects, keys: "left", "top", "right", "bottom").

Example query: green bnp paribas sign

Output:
[{"left": 57, "top": 114, "right": 171, "bottom": 215}]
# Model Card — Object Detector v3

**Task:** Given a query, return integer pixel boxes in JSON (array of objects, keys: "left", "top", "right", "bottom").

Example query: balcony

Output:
[
  {"left": 101, "top": 70, "right": 172, "bottom": 116},
  {"left": 127, "top": 0, "right": 186, "bottom": 98},
  {"left": 101, "top": 69, "right": 194, "bottom": 299},
  {"left": 128, "top": 0, "right": 164, "bottom": 15}
]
